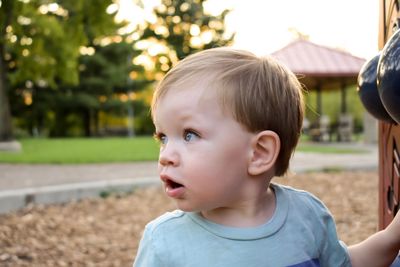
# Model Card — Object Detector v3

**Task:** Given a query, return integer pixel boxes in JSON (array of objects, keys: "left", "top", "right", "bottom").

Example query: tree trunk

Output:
[
  {"left": 0, "top": 59, "right": 13, "bottom": 141},
  {"left": 0, "top": 0, "right": 14, "bottom": 141},
  {"left": 50, "top": 109, "right": 67, "bottom": 137},
  {"left": 83, "top": 108, "right": 91, "bottom": 137},
  {"left": 93, "top": 109, "right": 99, "bottom": 136}
]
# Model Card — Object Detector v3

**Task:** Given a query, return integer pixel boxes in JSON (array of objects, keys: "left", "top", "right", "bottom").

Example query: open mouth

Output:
[
  {"left": 161, "top": 176, "right": 185, "bottom": 198},
  {"left": 166, "top": 179, "right": 184, "bottom": 189}
]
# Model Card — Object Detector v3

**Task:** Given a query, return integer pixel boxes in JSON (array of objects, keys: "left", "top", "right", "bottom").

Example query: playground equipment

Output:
[{"left": 358, "top": 0, "right": 400, "bottom": 231}]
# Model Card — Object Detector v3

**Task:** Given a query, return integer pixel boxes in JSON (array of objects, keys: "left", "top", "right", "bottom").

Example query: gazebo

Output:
[{"left": 271, "top": 39, "right": 366, "bottom": 141}]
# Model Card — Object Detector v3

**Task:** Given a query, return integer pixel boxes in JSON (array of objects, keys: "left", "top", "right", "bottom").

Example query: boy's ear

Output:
[{"left": 248, "top": 130, "right": 280, "bottom": 176}]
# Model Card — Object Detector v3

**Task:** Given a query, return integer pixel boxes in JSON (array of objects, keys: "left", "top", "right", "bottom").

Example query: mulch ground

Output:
[{"left": 0, "top": 170, "right": 379, "bottom": 266}]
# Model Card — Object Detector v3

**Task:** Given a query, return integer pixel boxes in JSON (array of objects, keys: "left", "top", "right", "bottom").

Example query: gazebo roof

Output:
[{"left": 271, "top": 39, "right": 366, "bottom": 90}]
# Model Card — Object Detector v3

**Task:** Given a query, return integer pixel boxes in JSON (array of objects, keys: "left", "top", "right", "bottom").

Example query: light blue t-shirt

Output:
[{"left": 133, "top": 183, "right": 351, "bottom": 267}]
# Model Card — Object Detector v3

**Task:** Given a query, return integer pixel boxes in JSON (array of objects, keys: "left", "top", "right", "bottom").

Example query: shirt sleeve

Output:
[
  {"left": 133, "top": 226, "right": 164, "bottom": 267},
  {"left": 305, "top": 193, "right": 352, "bottom": 267}
]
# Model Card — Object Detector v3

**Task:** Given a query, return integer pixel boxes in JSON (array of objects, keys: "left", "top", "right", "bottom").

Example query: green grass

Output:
[
  {"left": 0, "top": 137, "right": 368, "bottom": 164},
  {"left": 296, "top": 143, "right": 368, "bottom": 154},
  {"left": 0, "top": 137, "right": 159, "bottom": 164}
]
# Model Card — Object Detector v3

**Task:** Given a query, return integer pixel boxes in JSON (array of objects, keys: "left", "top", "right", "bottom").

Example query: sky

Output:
[
  {"left": 209, "top": 0, "right": 379, "bottom": 59},
  {"left": 118, "top": 0, "right": 380, "bottom": 60}
]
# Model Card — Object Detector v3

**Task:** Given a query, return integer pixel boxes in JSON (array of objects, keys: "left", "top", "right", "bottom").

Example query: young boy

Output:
[{"left": 133, "top": 47, "right": 400, "bottom": 266}]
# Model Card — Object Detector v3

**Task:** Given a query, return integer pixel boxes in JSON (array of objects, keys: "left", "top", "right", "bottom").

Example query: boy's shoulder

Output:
[
  {"left": 273, "top": 182, "right": 322, "bottom": 201},
  {"left": 144, "top": 210, "right": 188, "bottom": 234},
  {"left": 272, "top": 183, "right": 330, "bottom": 215},
  {"left": 150, "top": 210, "right": 185, "bottom": 224}
]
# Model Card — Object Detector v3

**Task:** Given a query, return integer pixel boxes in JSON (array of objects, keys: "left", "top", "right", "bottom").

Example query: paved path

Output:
[
  {"left": 0, "top": 143, "right": 379, "bottom": 190},
  {"left": 0, "top": 142, "right": 379, "bottom": 213},
  {"left": 0, "top": 162, "right": 159, "bottom": 190}
]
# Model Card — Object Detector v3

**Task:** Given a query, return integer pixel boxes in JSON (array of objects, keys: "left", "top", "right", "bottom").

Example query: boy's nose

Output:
[{"left": 158, "top": 144, "right": 179, "bottom": 167}]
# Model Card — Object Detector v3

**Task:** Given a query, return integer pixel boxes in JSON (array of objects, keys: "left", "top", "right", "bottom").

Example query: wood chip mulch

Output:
[{"left": 0, "top": 170, "right": 379, "bottom": 266}]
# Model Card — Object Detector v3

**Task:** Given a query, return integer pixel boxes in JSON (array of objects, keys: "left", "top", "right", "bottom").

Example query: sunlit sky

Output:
[{"left": 118, "top": 0, "right": 379, "bottom": 60}]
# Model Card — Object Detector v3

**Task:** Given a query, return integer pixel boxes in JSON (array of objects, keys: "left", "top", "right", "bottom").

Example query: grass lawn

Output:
[
  {"left": 0, "top": 137, "right": 159, "bottom": 164},
  {"left": 0, "top": 137, "right": 368, "bottom": 164},
  {"left": 296, "top": 143, "right": 368, "bottom": 154}
]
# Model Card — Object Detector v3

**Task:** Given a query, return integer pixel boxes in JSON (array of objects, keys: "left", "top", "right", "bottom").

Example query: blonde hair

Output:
[{"left": 151, "top": 47, "right": 304, "bottom": 176}]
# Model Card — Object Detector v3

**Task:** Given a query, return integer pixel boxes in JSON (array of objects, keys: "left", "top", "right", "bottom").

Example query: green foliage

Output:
[
  {"left": 138, "top": 0, "right": 234, "bottom": 78},
  {"left": 0, "top": 0, "right": 122, "bottom": 140},
  {"left": 2, "top": 0, "right": 234, "bottom": 139},
  {"left": 2, "top": 0, "right": 119, "bottom": 87},
  {"left": 46, "top": 41, "right": 151, "bottom": 137},
  {"left": 78, "top": 41, "right": 147, "bottom": 95},
  {"left": 144, "top": 0, "right": 233, "bottom": 59}
]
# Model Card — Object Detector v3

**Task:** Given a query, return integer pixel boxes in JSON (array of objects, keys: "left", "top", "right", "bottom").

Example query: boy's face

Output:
[{"left": 153, "top": 83, "right": 255, "bottom": 213}]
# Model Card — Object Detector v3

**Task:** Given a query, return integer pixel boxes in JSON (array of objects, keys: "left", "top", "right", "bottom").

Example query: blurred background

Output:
[
  {"left": 0, "top": 1, "right": 385, "bottom": 266},
  {"left": 0, "top": 0, "right": 379, "bottom": 146}
]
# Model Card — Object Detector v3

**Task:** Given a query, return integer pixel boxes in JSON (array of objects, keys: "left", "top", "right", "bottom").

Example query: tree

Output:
[
  {"left": 49, "top": 40, "right": 149, "bottom": 137},
  {"left": 0, "top": 0, "right": 120, "bottom": 141},
  {"left": 137, "top": 0, "right": 234, "bottom": 77}
]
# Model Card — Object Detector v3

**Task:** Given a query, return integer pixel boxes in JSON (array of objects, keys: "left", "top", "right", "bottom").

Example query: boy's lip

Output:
[{"left": 160, "top": 174, "right": 185, "bottom": 198}]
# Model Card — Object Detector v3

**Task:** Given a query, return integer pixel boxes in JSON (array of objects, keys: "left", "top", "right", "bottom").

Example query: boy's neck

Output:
[{"left": 200, "top": 185, "right": 276, "bottom": 228}]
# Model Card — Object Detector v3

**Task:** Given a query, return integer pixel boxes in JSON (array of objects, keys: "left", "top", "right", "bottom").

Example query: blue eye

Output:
[
  {"left": 184, "top": 130, "right": 199, "bottom": 142},
  {"left": 160, "top": 135, "right": 168, "bottom": 144}
]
